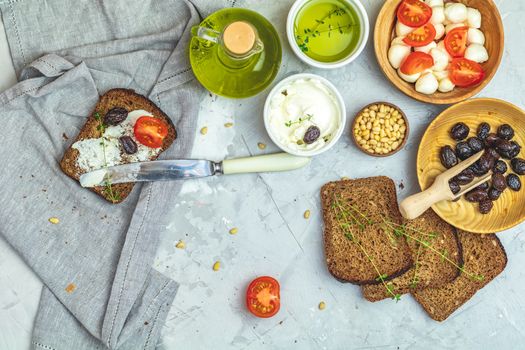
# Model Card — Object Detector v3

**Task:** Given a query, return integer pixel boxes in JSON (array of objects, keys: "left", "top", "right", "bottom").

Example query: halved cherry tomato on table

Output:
[
  {"left": 402, "top": 23, "right": 436, "bottom": 47},
  {"left": 246, "top": 276, "right": 280, "bottom": 318},
  {"left": 444, "top": 26, "right": 469, "bottom": 58},
  {"left": 449, "top": 58, "right": 485, "bottom": 87},
  {"left": 397, "top": 0, "right": 433, "bottom": 28},
  {"left": 133, "top": 116, "right": 168, "bottom": 148},
  {"left": 400, "top": 52, "right": 434, "bottom": 75}
]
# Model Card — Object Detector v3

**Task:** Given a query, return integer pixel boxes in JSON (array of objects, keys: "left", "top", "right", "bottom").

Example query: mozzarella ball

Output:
[
  {"left": 434, "top": 23, "right": 446, "bottom": 40},
  {"left": 396, "top": 21, "right": 414, "bottom": 36},
  {"left": 398, "top": 69, "right": 421, "bottom": 83},
  {"left": 415, "top": 41, "right": 437, "bottom": 54},
  {"left": 431, "top": 6, "right": 445, "bottom": 25},
  {"left": 391, "top": 36, "right": 410, "bottom": 47},
  {"left": 437, "top": 41, "right": 453, "bottom": 61},
  {"left": 438, "top": 78, "right": 455, "bottom": 92},
  {"left": 445, "top": 3, "right": 468, "bottom": 23},
  {"left": 467, "top": 28, "right": 485, "bottom": 45},
  {"left": 416, "top": 73, "right": 439, "bottom": 94},
  {"left": 426, "top": 0, "right": 444, "bottom": 7},
  {"left": 464, "top": 44, "right": 489, "bottom": 63},
  {"left": 433, "top": 70, "right": 449, "bottom": 81},
  {"left": 430, "top": 48, "right": 449, "bottom": 71},
  {"left": 445, "top": 22, "right": 466, "bottom": 34},
  {"left": 467, "top": 7, "right": 482, "bottom": 28},
  {"left": 388, "top": 45, "right": 411, "bottom": 69}
]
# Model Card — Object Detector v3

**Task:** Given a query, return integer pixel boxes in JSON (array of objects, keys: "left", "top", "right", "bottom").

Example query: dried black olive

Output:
[
  {"left": 507, "top": 174, "right": 522, "bottom": 191},
  {"left": 479, "top": 199, "right": 494, "bottom": 214},
  {"left": 450, "top": 122, "right": 470, "bottom": 141},
  {"left": 477, "top": 122, "right": 491, "bottom": 140},
  {"left": 119, "top": 136, "right": 138, "bottom": 154},
  {"left": 484, "top": 133, "right": 500, "bottom": 148},
  {"left": 303, "top": 126, "right": 321, "bottom": 144},
  {"left": 486, "top": 147, "right": 501, "bottom": 161},
  {"left": 511, "top": 158, "right": 525, "bottom": 175},
  {"left": 104, "top": 107, "right": 128, "bottom": 126},
  {"left": 478, "top": 152, "right": 495, "bottom": 172},
  {"left": 474, "top": 182, "right": 490, "bottom": 191},
  {"left": 499, "top": 141, "right": 522, "bottom": 159},
  {"left": 455, "top": 141, "right": 474, "bottom": 160},
  {"left": 465, "top": 189, "right": 489, "bottom": 202},
  {"left": 467, "top": 137, "right": 484, "bottom": 153},
  {"left": 492, "top": 173, "right": 507, "bottom": 191},
  {"left": 488, "top": 187, "right": 502, "bottom": 201},
  {"left": 470, "top": 161, "right": 489, "bottom": 176},
  {"left": 493, "top": 160, "right": 508, "bottom": 174},
  {"left": 497, "top": 124, "right": 515, "bottom": 140},
  {"left": 453, "top": 168, "right": 475, "bottom": 185},
  {"left": 495, "top": 139, "right": 514, "bottom": 157},
  {"left": 449, "top": 180, "right": 461, "bottom": 195},
  {"left": 440, "top": 145, "right": 458, "bottom": 169}
]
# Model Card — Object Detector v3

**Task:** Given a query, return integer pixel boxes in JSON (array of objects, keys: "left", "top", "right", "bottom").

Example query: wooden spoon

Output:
[{"left": 400, "top": 151, "right": 492, "bottom": 220}]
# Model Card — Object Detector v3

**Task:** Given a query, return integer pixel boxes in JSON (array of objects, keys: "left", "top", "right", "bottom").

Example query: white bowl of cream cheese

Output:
[{"left": 264, "top": 73, "right": 346, "bottom": 157}]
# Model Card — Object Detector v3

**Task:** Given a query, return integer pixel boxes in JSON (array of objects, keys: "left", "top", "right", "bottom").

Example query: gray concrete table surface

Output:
[{"left": 1, "top": 0, "right": 524, "bottom": 349}]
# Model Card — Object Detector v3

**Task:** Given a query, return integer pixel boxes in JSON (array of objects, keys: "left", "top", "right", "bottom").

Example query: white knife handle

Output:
[{"left": 222, "top": 153, "right": 310, "bottom": 175}]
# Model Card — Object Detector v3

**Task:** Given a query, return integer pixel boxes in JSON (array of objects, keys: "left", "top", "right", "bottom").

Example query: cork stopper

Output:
[{"left": 223, "top": 21, "right": 256, "bottom": 55}]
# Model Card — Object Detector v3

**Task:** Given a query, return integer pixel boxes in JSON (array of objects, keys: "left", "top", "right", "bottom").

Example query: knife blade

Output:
[{"left": 79, "top": 153, "right": 310, "bottom": 188}]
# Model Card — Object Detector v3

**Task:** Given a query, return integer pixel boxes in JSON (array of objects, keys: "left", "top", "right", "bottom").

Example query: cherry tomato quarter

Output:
[
  {"left": 449, "top": 58, "right": 485, "bottom": 87},
  {"left": 444, "top": 26, "right": 469, "bottom": 58},
  {"left": 400, "top": 51, "right": 434, "bottom": 75},
  {"left": 402, "top": 23, "right": 436, "bottom": 47},
  {"left": 397, "top": 0, "right": 433, "bottom": 28}
]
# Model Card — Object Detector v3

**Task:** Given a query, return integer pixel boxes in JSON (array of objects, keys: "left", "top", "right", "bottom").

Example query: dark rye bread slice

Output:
[
  {"left": 413, "top": 231, "right": 507, "bottom": 321},
  {"left": 321, "top": 176, "right": 413, "bottom": 285},
  {"left": 361, "top": 209, "right": 462, "bottom": 302},
  {"left": 60, "top": 89, "right": 176, "bottom": 204}
]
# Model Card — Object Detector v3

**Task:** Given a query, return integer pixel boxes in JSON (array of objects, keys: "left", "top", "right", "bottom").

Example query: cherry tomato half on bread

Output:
[
  {"left": 246, "top": 276, "right": 280, "bottom": 318},
  {"left": 133, "top": 116, "right": 168, "bottom": 148},
  {"left": 397, "top": 0, "right": 432, "bottom": 28},
  {"left": 400, "top": 52, "right": 434, "bottom": 75},
  {"left": 449, "top": 58, "right": 485, "bottom": 87},
  {"left": 403, "top": 23, "right": 436, "bottom": 47},
  {"left": 444, "top": 26, "right": 469, "bottom": 58}
]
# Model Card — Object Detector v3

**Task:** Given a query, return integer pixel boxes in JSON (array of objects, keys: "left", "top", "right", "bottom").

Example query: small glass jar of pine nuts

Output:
[{"left": 351, "top": 102, "right": 409, "bottom": 157}]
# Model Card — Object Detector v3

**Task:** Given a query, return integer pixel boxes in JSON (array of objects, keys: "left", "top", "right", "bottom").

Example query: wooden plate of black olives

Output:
[{"left": 417, "top": 98, "right": 525, "bottom": 234}]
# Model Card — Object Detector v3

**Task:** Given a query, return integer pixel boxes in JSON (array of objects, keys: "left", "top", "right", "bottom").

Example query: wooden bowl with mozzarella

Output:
[{"left": 374, "top": 0, "right": 504, "bottom": 105}]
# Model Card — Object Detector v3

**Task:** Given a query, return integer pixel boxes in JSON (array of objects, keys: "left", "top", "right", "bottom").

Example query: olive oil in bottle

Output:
[{"left": 190, "top": 8, "right": 282, "bottom": 99}]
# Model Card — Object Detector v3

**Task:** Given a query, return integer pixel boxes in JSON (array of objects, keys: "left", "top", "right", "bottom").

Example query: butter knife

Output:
[{"left": 79, "top": 153, "right": 310, "bottom": 188}]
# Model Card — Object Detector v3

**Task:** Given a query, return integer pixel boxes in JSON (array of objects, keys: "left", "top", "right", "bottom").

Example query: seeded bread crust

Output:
[
  {"left": 362, "top": 209, "right": 463, "bottom": 302},
  {"left": 60, "top": 89, "right": 177, "bottom": 203},
  {"left": 321, "top": 176, "right": 413, "bottom": 285},
  {"left": 412, "top": 231, "right": 507, "bottom": 321}
]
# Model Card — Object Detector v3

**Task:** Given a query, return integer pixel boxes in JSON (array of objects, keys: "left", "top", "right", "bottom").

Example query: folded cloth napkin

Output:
[{"left": 0, "top": 0, "right": 239, "bottom": 349}]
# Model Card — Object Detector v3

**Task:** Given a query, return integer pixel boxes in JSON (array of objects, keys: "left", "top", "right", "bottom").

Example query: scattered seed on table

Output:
[
  {"left": 200, "top": 126, "right": 208, "bottom": 135},
  {"left": 213, "top": 261, "right": 221, "bottom": 271},
  {"left": 224, "top": 122, "right": 234, "bottom": 128},
  {"left": 229, "top": 227, "right": 238, "bottom": 235},
  {"left": 304, "top": 210, "right": 311, "bottom": 219},
  {"left": 65, "top": 283, "right": 76, "bottom": 294},
  {"left": 49, "top": 217, "right": 60, "bottom": 224},
  {"left": 258, "top": 142, "right": 266, "bottom": 150},
  {"left": 175, "top": 240, "right": 186, "bottom": 249},
  {"left": 318, "top": 301, "right": 326, "bottom": 310}
]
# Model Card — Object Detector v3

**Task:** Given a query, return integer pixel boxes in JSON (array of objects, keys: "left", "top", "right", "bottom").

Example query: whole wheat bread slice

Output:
[
  {"left": 60, "top": 89, "right": 176, "bottom": 203},
  {"left": 412, "top": 231, "right": 507, "bottom": 321},
  {"left": 362, "top": 209, "right": 462, "bottom": 302},
  {"left": 321, "top": 176, "right": 413, "bottom": 285}
]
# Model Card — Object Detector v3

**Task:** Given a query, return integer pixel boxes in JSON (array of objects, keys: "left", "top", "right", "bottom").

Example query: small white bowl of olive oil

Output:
[{"left": 287, "top": 0, "right": 369, "bottom": 69}]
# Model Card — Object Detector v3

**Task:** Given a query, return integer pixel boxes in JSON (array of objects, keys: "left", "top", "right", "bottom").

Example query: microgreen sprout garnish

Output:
[
  {"left": 331, "top": 195, "right": 484, "bottom": 300},
  {"left": 295, "top": 6, "right": 358, "bottom": 53},
  {"left": 94, "top": 111, "right": 120, "bottom": 203},
  {"left": 281, "top": 89, "right": 288, "bottom": 96},
  {"left": 285, "top": 113, "right": 313, "bottom": 127}
]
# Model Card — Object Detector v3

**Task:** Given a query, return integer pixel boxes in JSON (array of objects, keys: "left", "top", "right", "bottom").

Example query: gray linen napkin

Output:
[{"left": 0, "top": 0, "right": 239, "bottom": 349}]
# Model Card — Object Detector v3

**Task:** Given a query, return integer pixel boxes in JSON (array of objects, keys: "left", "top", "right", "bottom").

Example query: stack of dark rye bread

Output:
[{"left": 321, "top": 176, "right": 507, "bottom": 321}]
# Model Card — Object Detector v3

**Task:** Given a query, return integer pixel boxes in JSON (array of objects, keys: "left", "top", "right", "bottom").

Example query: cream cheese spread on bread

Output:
[{"left": 72, "top": 110, "right": 160, "bottom": 172}]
